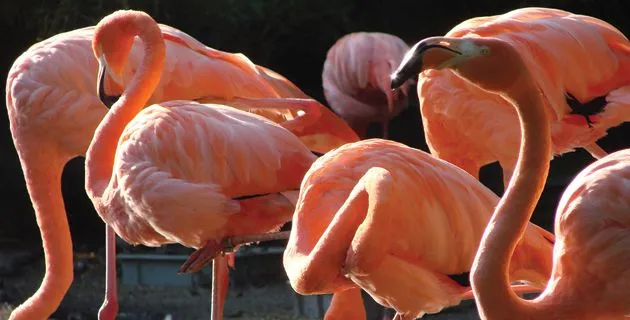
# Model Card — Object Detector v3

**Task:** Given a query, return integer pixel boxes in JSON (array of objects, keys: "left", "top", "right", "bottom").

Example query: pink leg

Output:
[
  {"left": 324, "top": 288, "right": 366, "bottom": 320},
  {"left": 583, "top": 142, "right": 608, "bottom": 159},
  {"left": 179, "top": 231, "right": 290, "bottom": 273},
  {"left": 459, "top": 283, "right": 543, "bottom": 301},
  {"left": 382, "top": 119, "right": 389, "bottom": 140},
  {"left": 393, "top": 313, "right": 415, "bottom": 320},
  {"left": 98, "top": 225, "right": 118, "bottom": 320},
  {"left": 211, "top": 254, "right": 230, "bottom": 320},
  {"left": 383, "top": 97, "right": 392, "bottom": 140}
]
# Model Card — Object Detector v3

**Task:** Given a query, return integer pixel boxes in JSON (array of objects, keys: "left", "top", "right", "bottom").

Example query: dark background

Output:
[{"left": 1, "top": 0, "right": 629, "bottom": 252}]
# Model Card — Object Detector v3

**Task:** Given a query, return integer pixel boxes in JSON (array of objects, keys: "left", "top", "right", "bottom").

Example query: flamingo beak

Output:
[
  {"left": 97, "top": 55, "right": 122, "bottom": 109},
  {"left": 390, "top": 37, "right": 465, "bottom": 89},
  {"left": 391, "top": 37, "right": 492, "bottom": 90}
]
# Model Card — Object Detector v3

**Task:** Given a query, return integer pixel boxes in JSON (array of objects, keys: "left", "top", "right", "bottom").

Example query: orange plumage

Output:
[
  {"left": 417, "top": 7, "right": 630, "bottom": 186},
  {"left": 283, "top": 139, "right": 554, "bottom": 319}
]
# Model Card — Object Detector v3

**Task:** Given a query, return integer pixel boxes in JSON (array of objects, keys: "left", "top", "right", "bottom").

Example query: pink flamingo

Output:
[
  {"left": 322, "top": 32, "right": 413, "bottom": 139},
  {"left": 415, "top": 7, "right": 630, "bottom": 187},
  {"left": 85, "top": 10, "right": 344, "bottom": 320},
  {"left": 391, "top": 33, "right": 630, "bottom": 320},
  {"left": 5, "top": 11, "right": 357, "bottom": 320},
  {"left": 282, "top": 138, "right": 555, "bottom": 319}
]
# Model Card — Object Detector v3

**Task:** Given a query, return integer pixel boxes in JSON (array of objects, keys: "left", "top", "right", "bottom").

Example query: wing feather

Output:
[{"left": 112, "top": 101, "right": 314, "bottom": 247}]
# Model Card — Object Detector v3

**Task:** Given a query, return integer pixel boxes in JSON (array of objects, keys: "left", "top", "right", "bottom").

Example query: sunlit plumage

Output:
[
  {"left": 283, "top": 139, "right": 554, "bottom": 320},
  {"left": 85, "top": 10, "right": 343, "bottom": 320},
  {"left": 416, "top": 7, "right": 630, "bottom": 186},
  {"left": 390, "top": 25, "right": 630, "bottom": 320},
  {"left": 5, "top": 11, "right": 357, "bottom": 320}
]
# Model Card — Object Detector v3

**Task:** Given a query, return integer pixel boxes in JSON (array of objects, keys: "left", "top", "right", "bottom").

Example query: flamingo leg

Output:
[
  {"left": 381, "top": 118, "right": 389, "bottom": 140},
  {"left": 583, "top": 142, "right": 608, "bottom": 159},
  {"left": 392, "top": 313, "right": 415, "bottom": 320},
  {"left": 324, "top": 287, "right": 366, "bottom": 320},
  {"left": 459, "top": 283, "right": 544, "bottom": 301},
  {"left": 383, "top": 94, "right": 393, "bottom": 140},
  {"left": 179, "top": 231, "right": 290, "bottom": 273},
  {"left": 98, "top": 225, "right": 118, "bottom": 320},
  {"left": 210, "top": 254, "right": 230, "bottom": 320}
]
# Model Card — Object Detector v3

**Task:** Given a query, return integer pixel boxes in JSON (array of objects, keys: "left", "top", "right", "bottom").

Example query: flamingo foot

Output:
[
  {"left": 178, "top": 231, "right": 291, "bottom": 273},
  {"left": 98, "top": 299, "right": 118, "bottom": 320},
  {"left": 179, "top": 239, "right": 222, "bottom": 274},
  {"left": 393, "top": 312, "right": 414, "bottom": 320}
]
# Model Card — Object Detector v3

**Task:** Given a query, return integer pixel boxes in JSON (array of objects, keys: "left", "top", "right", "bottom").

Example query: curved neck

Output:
[
  {"left": 85, "top": 21, "right": 165, "bottom": 197},
  {"left": 470, "top": 75, "right": 554, "bottom": 318}
]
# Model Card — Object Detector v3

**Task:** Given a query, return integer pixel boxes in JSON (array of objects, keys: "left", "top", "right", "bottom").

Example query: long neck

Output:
[
  {"left": 470, "top": 75, "right": 554, "bottom": 318},
  {"left": 8, "top": 144, "right": 72, "bottom": 320},
  {"left": 85, "top": 24, "right": 165, "bottom": 197}
]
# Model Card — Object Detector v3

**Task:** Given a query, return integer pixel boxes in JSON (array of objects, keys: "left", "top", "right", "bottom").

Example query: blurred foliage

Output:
[{"left": 1, "top": 0, "right": 630, "bottom": 244}]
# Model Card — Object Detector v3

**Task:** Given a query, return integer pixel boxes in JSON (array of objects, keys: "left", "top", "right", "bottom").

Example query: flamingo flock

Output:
[{"left": 5, "top": 6, "right": 630, "bottom": 320}]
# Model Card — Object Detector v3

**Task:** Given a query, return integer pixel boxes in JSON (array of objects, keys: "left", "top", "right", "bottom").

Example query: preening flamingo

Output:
[
  {"left": 85, "top": 10, "right": 342, "bottom": 320},
  {"left": 322, "top": 32, "right": 413, "bottom": 139},
  {"left": 391, "top": 35, "right": 630, "bottom": 320},
  {"left": 414, "top": 7, "right": 630, "bottom": 187},
  {"left": 5, "top": 11, "right": 357, "bottom": 320},
  {"left": 282, "top": 138, "right": 555, "bottom": 320}
]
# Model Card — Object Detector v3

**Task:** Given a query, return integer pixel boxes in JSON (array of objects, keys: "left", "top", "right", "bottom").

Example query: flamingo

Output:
[
  {"left": 391, "top": 34, "right": 630, "bottom": 320},
  {"left": 322, "top": 32, "right": 413, "bottom": 139},
  {"left": 5, "top": 11, "right": 357, "bottom": 320},
  {"left": 415, "top": 7, "right": 630, "bottom": 187},
  {"left": 84, "top": 10, "right": 343, "bottom": 320},
  {"left": 282, "top": 138, "right": 555, "bottom": 319}
]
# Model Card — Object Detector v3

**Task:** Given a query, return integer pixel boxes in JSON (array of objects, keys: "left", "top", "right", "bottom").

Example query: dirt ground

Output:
[
  {"left": 0, "top": 245, "right": 310, "bottom": 320},
  {"left": 0, "top": 245, "right": 486, "bottom": 320}
]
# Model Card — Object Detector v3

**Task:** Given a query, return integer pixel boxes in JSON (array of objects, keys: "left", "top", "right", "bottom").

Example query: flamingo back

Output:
[
  {"left": 447, "top": 7, "right": 630, "bottom": 120},
  {"left": 5, "top": 24, "right": 303, "bottom": 157},
  {"left": 6, "top": 28, "right": 107, "bottom": 156},
  {"left": 102, "top": 102, "right": 316, "bottom": 248},
  {"left": 418, "top": 7, "right": 630, "bottom": 168},
  {"left": 549, "top": 149, "right": 630, "bottom": 313}
]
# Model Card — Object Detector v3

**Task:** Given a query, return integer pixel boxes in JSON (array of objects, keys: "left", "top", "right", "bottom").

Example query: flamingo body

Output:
[
  {"left": 535, "top": 149, "right": 630, "bottom": 319},
  {"left": 5, "top": 18, "right": 356, "bottom": 320},
  {"left": 417, "top": 7, "right": 630, "bottom": 185},
  {"left": 283, "top": 139, "right": 554, "bottom": 319},
  {"left": 389, "top": 20, "right": 630, "bottom": 320},
  {"left": 322, "top": 32, "right": 412, "bottom": 138},
  {"left": 91, "top": 101, "right": 315, "bottom": 249},
  {"left": 83, "top": 11, "right": 349, "bottom": 320}
]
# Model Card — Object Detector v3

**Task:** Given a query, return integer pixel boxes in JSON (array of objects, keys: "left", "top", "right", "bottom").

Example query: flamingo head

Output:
[
  {"left": 93, "top": 10, "right": 163, "bottom": 108},
  {"left": 391, "top": 36, "right": 526, "bottom": 94}
]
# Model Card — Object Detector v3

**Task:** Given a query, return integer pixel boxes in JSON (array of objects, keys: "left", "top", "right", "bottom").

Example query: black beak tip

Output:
[
  {"left": 390, "top": 75, "right": 404, "bottom": 90},
  {"left": 100, "top": 94, "right": 121, "bottom": 109},
  {"left": 97, "top": 63, "right": 121, "bottom": 109}
]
